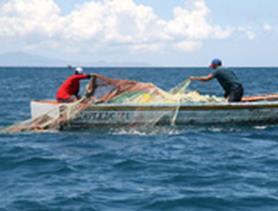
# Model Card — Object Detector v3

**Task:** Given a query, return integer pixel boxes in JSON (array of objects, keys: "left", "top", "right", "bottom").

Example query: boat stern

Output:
[{"left": 31, "top": 100, "right": 61, "bottom": 119}]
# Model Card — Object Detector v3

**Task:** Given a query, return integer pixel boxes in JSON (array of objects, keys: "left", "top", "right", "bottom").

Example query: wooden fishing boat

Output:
[{"left": 31, "top": 94, "right": 278, "bottom": 128}]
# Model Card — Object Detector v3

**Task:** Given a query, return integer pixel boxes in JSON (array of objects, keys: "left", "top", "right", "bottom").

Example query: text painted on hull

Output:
[{"left": 74, "top": 111, "right": 131, "bottom": 122}]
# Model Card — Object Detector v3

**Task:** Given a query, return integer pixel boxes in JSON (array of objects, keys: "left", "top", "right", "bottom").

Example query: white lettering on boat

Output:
[{"left": 75, "top": 111, "right": 131, "bottom": 122}]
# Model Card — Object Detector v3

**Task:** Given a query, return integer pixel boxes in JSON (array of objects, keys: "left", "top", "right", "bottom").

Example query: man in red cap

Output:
[
  {"left": 56, "top": 66, "right": 92, "bottom": 103},
  {"left": 190, "top": 59, "right": 244, "bottom": 102}
]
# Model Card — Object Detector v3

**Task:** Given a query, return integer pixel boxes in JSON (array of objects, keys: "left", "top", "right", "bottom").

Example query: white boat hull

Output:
[{"left": 31, "top": 100, "right": 278, "bottom": 129}]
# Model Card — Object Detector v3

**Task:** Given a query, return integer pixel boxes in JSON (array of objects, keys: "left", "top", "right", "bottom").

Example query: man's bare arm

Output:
[{"left": 190, "top": 74, "right": 214, "bottom": 82}]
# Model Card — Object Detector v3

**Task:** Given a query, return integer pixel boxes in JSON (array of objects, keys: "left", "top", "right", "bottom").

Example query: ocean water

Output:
[{"left": 0, "top": 67, "right": 278, "bottom": 210}]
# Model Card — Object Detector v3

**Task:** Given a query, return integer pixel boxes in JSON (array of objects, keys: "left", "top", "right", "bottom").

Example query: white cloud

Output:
[
  {"left": 0, "top": 0, "right": 63, "bottom": 37},
  {"left": 245, "top": 30, "right": 256, "bottom": 40},
  {"left": 175, "top": 41, "right": 201, "bottom": 52},
  {"left": 132, "top": 43, "right": 164, "bottom": 52},
  {"left": 263, "top": 23, "right": 272, "bottom": 32},
  {"left": 0, "top": 0, "right": 235, "bottom": 54},
  {"left": 237, "top": 26, "right": 256, "bottom": 40},
  {"left": 165, "top": 0, "right": 232, "bottom": 40}
]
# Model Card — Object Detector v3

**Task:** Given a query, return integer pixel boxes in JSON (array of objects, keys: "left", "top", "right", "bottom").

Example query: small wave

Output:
[
  {"left": 8, "top": 200, "right": 49, "bottom": 211},
  {"left": 0, "top": 154, "right": 66, "bottom": 172},
  {"left": 113, "top": 159, "right": 144, "bottom": 170},
  {"left": 110, "top": 126, "right": 182, "bottom": 136},
  {"left": 142, "top": 196, "right": 229, "bottom": 210},
  {"left": 254, "top": 125, "right": 268, "bottom": 130}
]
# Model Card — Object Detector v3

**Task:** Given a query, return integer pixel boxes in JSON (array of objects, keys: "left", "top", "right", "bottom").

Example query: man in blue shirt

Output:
[{"left": 190, "top": 59, "right": 244, "bottom": 102}]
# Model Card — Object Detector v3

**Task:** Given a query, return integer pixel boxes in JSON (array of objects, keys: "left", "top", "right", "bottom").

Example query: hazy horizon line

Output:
[{"left": 0, "top": 66, "right": 278, "bottom": 69}]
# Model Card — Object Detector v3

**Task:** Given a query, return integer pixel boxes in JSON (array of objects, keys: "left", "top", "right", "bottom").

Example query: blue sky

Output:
[{"left": 0, "top": 0, "right": 277, "bottom": 66}]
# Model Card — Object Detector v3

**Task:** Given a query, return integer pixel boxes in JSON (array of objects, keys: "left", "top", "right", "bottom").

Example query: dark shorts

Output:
[{"left": 228, "top": 86, "right": 244, "bottom": 102}]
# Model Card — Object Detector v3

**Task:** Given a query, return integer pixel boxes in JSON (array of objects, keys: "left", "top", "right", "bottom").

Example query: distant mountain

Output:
[
  {"left": 0, "top": 52, "right": 67, "bottom": 67},
  {"left": 0, "top": 52, "right": 148, "bottom": 67}
]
